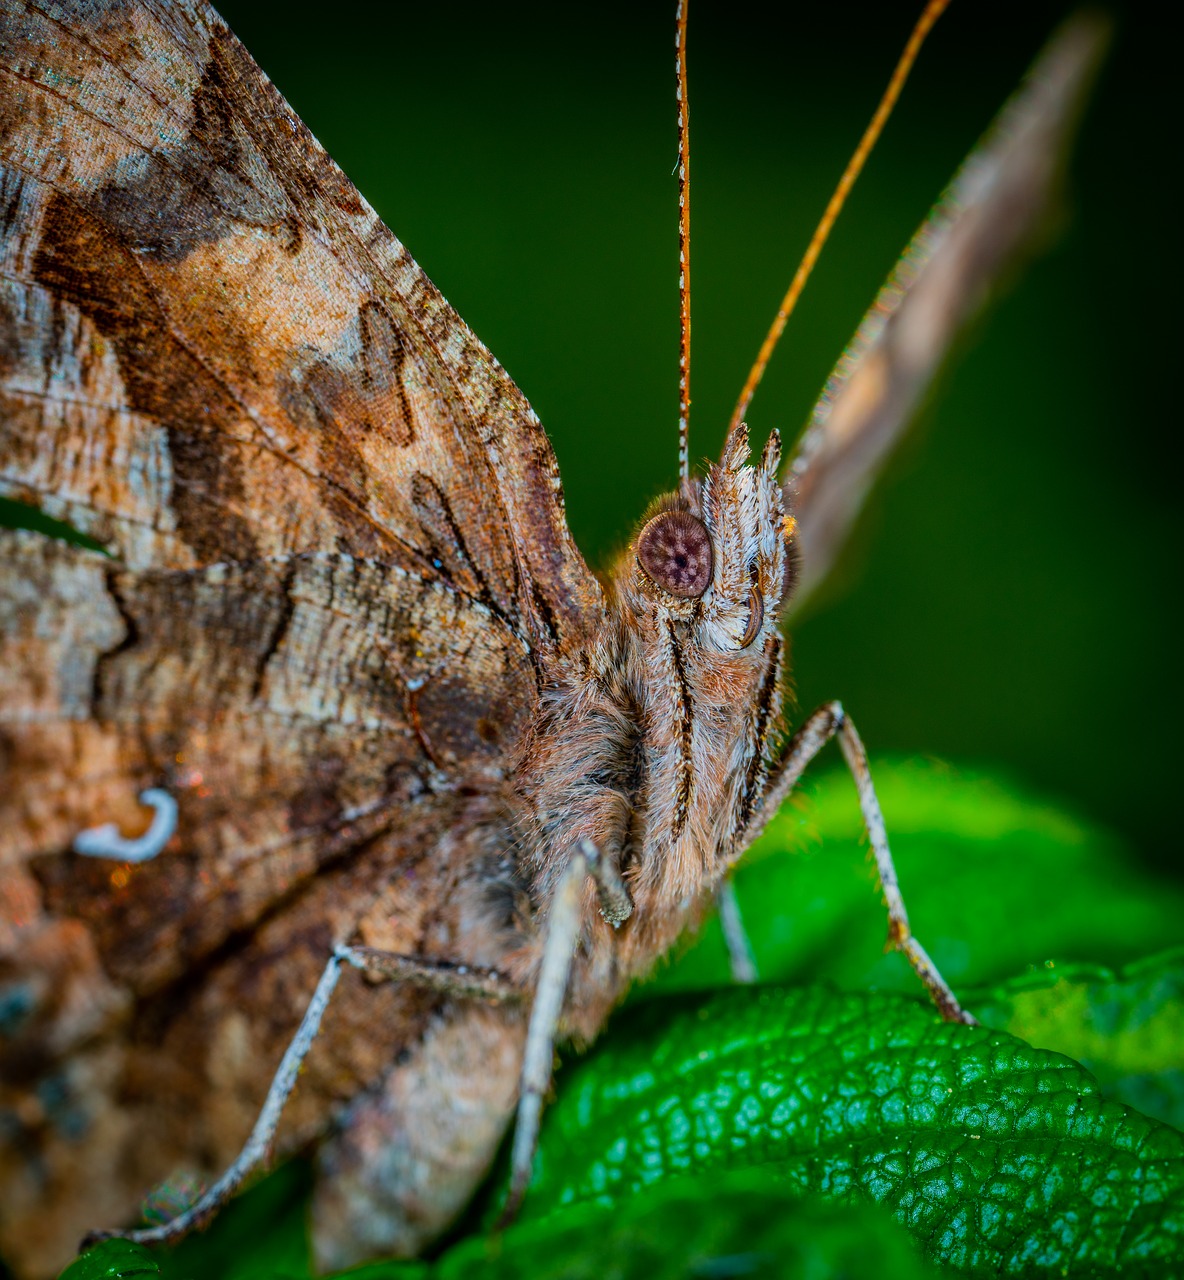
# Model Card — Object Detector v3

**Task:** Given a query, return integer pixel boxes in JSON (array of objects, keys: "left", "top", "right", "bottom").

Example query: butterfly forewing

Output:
[
  {"left": 0, "top": 0, "right": 599, "bottom": 1273},
  {"left": 0, "top": 0, "right": 606, "bottom": 957}
]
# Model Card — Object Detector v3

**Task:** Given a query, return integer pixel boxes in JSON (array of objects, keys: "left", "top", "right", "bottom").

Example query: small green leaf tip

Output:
[
  {"left": 57, "top": 1240, "right": 160, "bottom": 1280},
  {"left": 0, "top": 498, "right": 110, "bottom": 555}
]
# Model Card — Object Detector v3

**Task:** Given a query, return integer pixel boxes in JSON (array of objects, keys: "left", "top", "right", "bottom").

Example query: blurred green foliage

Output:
[
  {"left": 74, "top": 1188, "right": 940, "bottom": 1280},
  {"left": 970, "top": 949, "right": 1184, "bottom": 1132},
  {"left": 651, "top": 757, "right": 1184, "bottom": 997}
]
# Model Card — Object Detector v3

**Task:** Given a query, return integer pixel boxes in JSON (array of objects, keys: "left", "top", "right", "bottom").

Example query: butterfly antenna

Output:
[
  {"left": 676, "top": 0, "right": 692, "bottom": 483},
  {"left": 728, "top": 0, "right": 951, "bottom": 434}
]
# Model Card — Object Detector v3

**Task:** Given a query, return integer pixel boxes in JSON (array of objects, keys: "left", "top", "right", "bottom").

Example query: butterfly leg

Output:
[
  {"left": 716, "top": 879, "right": 758, "bottom": 983},
  {"left": 82, "top": 946, "right": 518, "bottom": 1250},
  {"left": 499, "top": 838, "right": 618, "bottom": 1226},
  {"left": 743, "top": 701, "right": 975, "bottom": 1026}
]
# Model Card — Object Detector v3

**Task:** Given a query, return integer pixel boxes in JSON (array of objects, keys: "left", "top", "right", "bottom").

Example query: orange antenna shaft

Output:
[
  {"left": 676, "top": 0, "right": 692, "bottom": 481},
  {"left": 729, "top": 0, "right": 951, "bottom": 433}
]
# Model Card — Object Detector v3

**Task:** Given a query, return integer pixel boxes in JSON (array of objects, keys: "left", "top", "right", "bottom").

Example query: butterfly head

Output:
[{"left": 626, "top": 423, "right": 798, "bottom": 652}]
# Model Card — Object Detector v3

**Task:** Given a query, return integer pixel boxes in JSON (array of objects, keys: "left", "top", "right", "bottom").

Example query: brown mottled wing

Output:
[
  {"left": 0, "top": 0, "right": 598, "bottom": 628},
  {"left": 0, "top": 0, "right": 601, "bottom": 967},
  {"left": 784, "top": 16, "right": 1106, "bottom": 612},
  {"left": 0, "top": 2, "right": 598, "bottom": 1270}
]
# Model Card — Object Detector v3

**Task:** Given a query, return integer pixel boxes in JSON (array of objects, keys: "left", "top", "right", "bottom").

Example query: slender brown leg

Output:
[
  {"left": 717, "top": 879, "right": 758, "bottom": 983},
  {"left": 740, "top": 701, "right": 975, "bottom": 1025},
  {"left": 341, "top": 948, "right": 520, "bottom": 1002},
  {"left": 499, "top": 838, "right": 623, "bottom": 1227},
  {"left": 82, "top": 947, "right": 518, "bottom": 1250}
]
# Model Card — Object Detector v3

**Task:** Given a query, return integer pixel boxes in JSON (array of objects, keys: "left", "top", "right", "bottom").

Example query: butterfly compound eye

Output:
[{"left": 636, "top": 511, "right": 713, "bottom": 598}]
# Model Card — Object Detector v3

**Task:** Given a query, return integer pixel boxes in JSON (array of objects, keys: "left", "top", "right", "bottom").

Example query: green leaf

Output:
[
  {"left": 0, "top": 498, "right": 109, "bottom": 555},
  {"left": 521, "top": 986, "right": 1184, "bottom": 1277},
  {"left": 420, "top": 1173, "right": 938, "bottom": 1280},
  {"left": 971, "top": 947, "right": 1184, "bottom": 1132},
  {"left": 58, "top": 1241, "right": 160, "bottom": 1279},
  {"left": 650, "top": 759, "right": 1184, "bottom": 997}
]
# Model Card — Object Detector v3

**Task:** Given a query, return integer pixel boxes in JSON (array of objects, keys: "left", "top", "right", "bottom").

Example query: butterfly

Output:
[{"left": 0, "top": 2, "right": 1102, "bottom": 1276}]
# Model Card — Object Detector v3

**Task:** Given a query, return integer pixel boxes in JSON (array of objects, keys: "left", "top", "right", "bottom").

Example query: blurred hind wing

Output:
[{"left": 784, "top": 16, "right": 1106, "bottom": 614}]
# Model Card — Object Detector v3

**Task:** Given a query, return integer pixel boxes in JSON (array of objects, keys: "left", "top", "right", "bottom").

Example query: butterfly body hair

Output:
[{"left": 510, "top": 424, "right": 793, "bottom": 1040}]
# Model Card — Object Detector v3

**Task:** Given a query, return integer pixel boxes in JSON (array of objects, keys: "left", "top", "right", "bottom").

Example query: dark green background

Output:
[{"left": 210, "top": 1, "right": 1179, "bottom": 874}]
